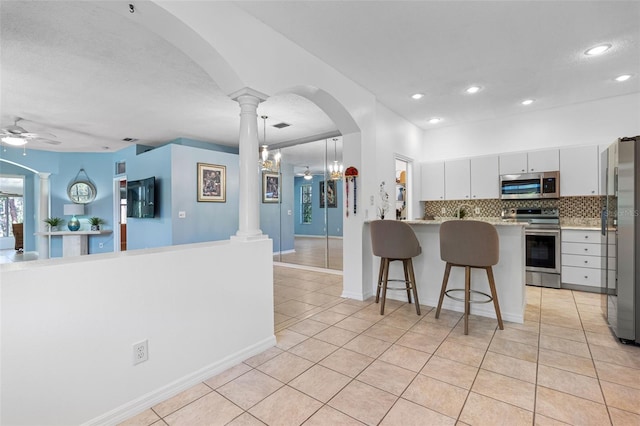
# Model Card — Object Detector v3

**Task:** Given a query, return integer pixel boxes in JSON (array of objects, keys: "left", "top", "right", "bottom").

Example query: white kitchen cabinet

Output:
[
  {"left": 499, "top": 152, "right": 528, "bottom": 174},
  {"left": 420, "top": 161, "right": 445, "bottom": 201},
  {"left": 561, "top": 229, "right": 604, "bottom": 292},
  {"left": 500, "top": 149, "right": 559, "bottom": 174},
  {"left": 444, "top": 159, "right": 470, "bottom": 200},
  {"left": 470, "top": 156, "right": 499, "bottom": 199},
  {"left": 527, "top": 149, "right": 559, "bottom": 172},
  {"left": 560, "top": 145, "right": 599, "bottom": 196}
]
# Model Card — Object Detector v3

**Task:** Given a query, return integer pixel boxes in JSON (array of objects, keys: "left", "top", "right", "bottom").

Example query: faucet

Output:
[{"left": 456, "top": 204, "right": 474, "bottom": 219}]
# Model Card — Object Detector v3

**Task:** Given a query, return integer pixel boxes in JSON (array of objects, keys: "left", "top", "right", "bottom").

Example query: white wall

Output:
[
  {"left": 375, "top": 103, "right": 425, "bottom": 222},
  {"left": 423, "top": 93, "right": 640, "bottom": 161},
  {"left": 1, "top": 240, "right": 274, "bottom": 425}
]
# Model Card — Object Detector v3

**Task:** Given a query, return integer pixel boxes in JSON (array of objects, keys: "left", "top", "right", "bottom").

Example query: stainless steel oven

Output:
[{"left": 503, "top": 207, "right": 561, "bottom": 288}]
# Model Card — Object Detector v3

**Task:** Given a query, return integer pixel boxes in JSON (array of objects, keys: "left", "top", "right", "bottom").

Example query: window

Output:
[
  {"left": 0, "top": 196, "right": 24, "bottom": 237},
  {"left": 301, "top": 184, "right": 312, "bottom": 224}
]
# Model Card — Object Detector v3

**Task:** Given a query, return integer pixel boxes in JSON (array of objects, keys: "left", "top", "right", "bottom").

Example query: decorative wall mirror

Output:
[{"left": 67, "top": 168, "right": 97, "bottom": 204}]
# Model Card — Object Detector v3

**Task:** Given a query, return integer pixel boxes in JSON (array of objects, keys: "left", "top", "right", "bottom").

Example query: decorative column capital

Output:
[
  {"left": 38, "top": 172, "right": 52, "bottom": 180},
  {"left": 229, "top": 87, "right": 269, "bottom": 103}
]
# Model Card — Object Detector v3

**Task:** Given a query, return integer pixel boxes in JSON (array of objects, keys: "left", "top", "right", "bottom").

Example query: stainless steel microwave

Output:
[{"left": 500, "top": 171, "right": 560, "bottom": 199}]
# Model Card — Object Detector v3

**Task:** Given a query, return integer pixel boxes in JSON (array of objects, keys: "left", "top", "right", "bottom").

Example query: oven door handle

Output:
[{"left": 525, "top": 229, "right": 560, "bottom": 237}]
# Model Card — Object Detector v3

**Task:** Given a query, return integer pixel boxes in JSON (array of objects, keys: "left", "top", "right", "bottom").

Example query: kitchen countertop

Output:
[{"left": 405, "top": 218, "right": 525, "bottom": 226}]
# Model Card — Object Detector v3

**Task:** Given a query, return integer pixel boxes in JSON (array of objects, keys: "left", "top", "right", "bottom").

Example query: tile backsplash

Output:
[{"left": 423, "top": 196, "right": 604, "bottom": 220}]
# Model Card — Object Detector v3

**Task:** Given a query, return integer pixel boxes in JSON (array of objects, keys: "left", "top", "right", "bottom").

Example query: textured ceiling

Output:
[
  {"left": 1, "top": 1, "right": 639, "bottom": 159},
  {"left": 238, "top": 1, "right": 640, "bottom": 129}
]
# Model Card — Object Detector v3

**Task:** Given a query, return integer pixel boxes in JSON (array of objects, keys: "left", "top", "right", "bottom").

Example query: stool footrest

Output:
[
  {"left": 444, "top": 288, "right": 493, "bottom": 304},
  {"left": 378, "top": 279, "right": 414, "bottom": 291}
]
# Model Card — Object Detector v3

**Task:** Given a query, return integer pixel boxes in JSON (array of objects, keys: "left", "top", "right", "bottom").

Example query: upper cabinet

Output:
[
  {"left": 499, "top": 149, "right": 559, "bottom": 174},
  {"left": 470, "top": 156, "right": 499, "bottom": 199},
  {"left": 420, "top": 161, "right": 445, "bottom": 201},
  {"left": 498, "top": 152, "right": 527, "bottom": 174},
  {"left": 445, "top": 159, "right": 471, "bottom": 200},
  {"left": 528, "top": 149, "right": 559, "bottom": 172},
  {"left": 560, "top": 145, "right": 599, "bottom": 196}
]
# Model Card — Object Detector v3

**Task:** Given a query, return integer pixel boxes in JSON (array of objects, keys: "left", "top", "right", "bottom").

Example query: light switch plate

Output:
[{"left": 178, "top": 211, "right": 186, "bottom": 218}]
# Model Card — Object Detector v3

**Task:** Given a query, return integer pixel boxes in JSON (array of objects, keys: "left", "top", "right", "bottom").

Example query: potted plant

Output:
[
  {"left": 89, "top": 217, "right": 105, "bottom": 231},
  {"left": 44, "top": 217, "right": 64, "bottom": 232}
]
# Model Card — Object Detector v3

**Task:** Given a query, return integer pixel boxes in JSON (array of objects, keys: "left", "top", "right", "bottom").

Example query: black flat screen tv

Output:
[{"left": 126, "top": 177, "right": 156, "bottom": 218}]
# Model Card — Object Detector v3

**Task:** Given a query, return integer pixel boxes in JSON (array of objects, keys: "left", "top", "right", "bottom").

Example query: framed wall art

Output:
[
  {"left": 197, "top": 163, "right": 226, "bottom": 202},
  {"left": 320, "top": 180, "right": 337, "bottom": 208},
  {"left": 262, "top": 172, "right": 280, "bottom": 203}
]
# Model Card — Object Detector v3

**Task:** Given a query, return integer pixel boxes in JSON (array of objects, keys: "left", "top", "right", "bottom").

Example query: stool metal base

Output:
[{"left": 443, "top": 288, "right": 493, "bottom": 304}]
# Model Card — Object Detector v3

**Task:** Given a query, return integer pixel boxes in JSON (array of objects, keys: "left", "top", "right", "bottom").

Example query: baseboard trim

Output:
[
  {"left": 82, "top": 335, "right": 276, "bottom": 426},
  {"left": 273, "top": 249, "right": 295, "bottom": 255}
]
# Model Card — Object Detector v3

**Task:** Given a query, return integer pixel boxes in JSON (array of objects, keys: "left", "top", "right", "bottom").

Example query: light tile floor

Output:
[
  {"left": 121, "top": 266, "right": 640, "bottom": 426},
  {"left": 275, "top": 237, "right": 343, "bottom": 271}
]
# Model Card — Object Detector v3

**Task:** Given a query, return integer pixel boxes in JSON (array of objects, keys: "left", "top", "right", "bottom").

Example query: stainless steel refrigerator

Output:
[{"left": 601, "top": 136, "right": 640, "bottom": 344}]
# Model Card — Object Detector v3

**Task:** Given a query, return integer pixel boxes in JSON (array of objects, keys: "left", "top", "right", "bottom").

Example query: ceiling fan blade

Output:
[{"left": 40, "top": 138, "right": 62, "bottom": 145}]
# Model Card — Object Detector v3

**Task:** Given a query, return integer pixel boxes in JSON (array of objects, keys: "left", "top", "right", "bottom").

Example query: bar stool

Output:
[
  {"left": 435, "top": 220, "right": 504, "bottom": 334},
  {"left": 370, "top": 220, "right": 421, "bottom": 315}
]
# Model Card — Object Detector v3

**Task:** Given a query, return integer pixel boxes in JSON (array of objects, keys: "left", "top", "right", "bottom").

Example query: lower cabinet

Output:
[{"left": 561, "top": 229, "right": 607, "bottom": 292}]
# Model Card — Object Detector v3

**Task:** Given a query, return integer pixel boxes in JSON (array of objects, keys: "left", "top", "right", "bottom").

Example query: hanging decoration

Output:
[{"left": 344, "top": 166, "right": 359, "bottom": 217}]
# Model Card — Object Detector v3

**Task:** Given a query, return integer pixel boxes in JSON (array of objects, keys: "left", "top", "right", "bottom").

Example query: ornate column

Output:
[
  {"left": 37, "top": 172, "right": 51, "bottom": 259},
  {"left": 230, "top": 88, "right": 268, "bottom": 242}
]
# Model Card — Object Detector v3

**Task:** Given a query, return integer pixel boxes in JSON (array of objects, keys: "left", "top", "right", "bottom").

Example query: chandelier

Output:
[
  {"left": 259, "top": 115, "right": 281, "bottom": 172},
  {"left": 328, "top": 138, "right": 343, "bottom": 180}
]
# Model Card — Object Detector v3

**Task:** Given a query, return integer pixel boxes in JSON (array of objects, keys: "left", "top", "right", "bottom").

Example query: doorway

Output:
[
  {"left": 113, "top": 177, "right": 127, "bottom": 251},
  {"left": 395, "top": 157, "right": 412, "bottom": 221}
]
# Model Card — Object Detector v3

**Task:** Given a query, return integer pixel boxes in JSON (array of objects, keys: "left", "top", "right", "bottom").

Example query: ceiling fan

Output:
[{"left": 1, "top": 118, "right": 61, "bottom": 146}]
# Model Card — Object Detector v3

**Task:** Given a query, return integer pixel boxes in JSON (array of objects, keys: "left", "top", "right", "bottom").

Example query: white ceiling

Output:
[{"left": 1, "top": 1, "right": 639, "bottom": 164}]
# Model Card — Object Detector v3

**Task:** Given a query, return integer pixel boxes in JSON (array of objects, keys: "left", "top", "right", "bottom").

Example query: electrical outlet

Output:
[
  {"left": 99, "top": 243, "right": 104, "bottom": 248},
  {"left": 132, "top": 340, "right": 148, "bottom": 365},
  {"left": 370, "top": 195, "right": 374, "bottom": 206},
  {"left": 474, "top": 207, "right": 481, "bottom": 215},
  {"left": 441, "top": 207, "right": 446, "bottom": 214}
]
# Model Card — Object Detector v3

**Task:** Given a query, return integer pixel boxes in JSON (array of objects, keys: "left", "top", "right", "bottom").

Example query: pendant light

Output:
[
  {"left": 328, "top": 138, "right": 343, "bottom": 180},
  {"left": 259, "top": 115, "right": 281, "bottom": 172}
]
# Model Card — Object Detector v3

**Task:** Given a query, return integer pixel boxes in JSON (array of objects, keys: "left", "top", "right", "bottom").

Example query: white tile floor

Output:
[{"left": 120, "top": 265, "right": 640, "bottom": 426}]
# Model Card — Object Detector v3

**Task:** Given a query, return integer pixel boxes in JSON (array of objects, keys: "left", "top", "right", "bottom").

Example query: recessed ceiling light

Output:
[
  {"left": 521, "top": 99, "right": 534, "bottom": 106},
  {"left": 466, "top": 86, "right": 481, "bottom": 94},
  {"left": 411, "top": 93, "right": 424, "bottom": 100},
  {"left": 428, "top": 117, "right": 442, "bottom": 124},
  {"left": 615, "top": 74, "right": 631, "bottom": 82},
  {"left": 584, "top": 44, "right": 611, "bottom": 56}
]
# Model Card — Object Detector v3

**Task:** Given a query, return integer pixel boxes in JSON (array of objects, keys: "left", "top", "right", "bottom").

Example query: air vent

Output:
[
  {"left": 122, "top": 137, "right": 138, "bottom": 142},
  {"left": 272, "top": 122, "right": 291, "bottom": 129}
]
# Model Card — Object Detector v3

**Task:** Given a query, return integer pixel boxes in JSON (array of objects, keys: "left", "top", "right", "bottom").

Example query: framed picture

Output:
[
  {"left": 320, "top": 180, "right": 338, "bottom": 208},
  {"left": 197, "top": 163, "right": 226, "bottom": 202},
  {"left": 115, "top": 161, "right": 126, "bottom": 175},
  {"left": 262, "top": 172, "right": 280, "bottom": 203}
]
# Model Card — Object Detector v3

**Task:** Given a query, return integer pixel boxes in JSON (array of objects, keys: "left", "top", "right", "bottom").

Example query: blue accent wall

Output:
[
  {"left": 170, "top": 144, "right": 239, "bottom": 244},
  {"left": 0, "top": 138, "right": 243, "bottom": 258},
  {"left": 293, "top": 175, "right": 343, "bottom": 237}
]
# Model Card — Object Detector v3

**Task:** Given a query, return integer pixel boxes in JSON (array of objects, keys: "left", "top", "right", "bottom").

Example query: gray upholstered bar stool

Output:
[
  {"left": 435, "top": 220, "right": 504, "bottom": 334},
  {"left": 370, "top": 220, "right": 421, "bottom": 315}
]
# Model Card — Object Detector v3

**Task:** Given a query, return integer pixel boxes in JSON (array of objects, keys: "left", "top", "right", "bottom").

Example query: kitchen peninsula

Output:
[{"left": 363, "top": 219, "right": 526, "bottom": 323}]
